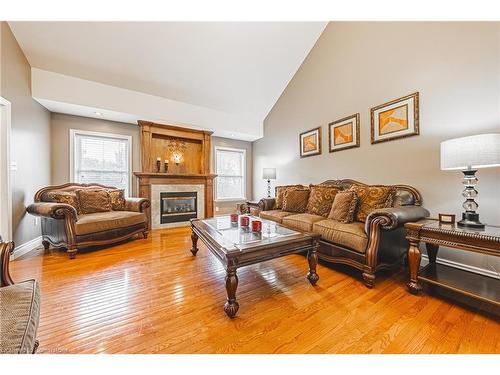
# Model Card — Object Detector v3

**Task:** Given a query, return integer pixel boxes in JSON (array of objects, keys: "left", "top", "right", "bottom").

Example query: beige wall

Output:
[
  {"left": 51, "top": 113, "right": 252, "bottom": 214},
  {"left": 1, "top": 22, "right": 51, "bottom": 245},
  {"left": 212, "top": 136, "right": 253, "bottom": 215},
  {"left": 50, "top": 113, "right": 142, "bottom": 195},
  {"left": 253, "top": 22, "right": 500, "bottom": 273}
]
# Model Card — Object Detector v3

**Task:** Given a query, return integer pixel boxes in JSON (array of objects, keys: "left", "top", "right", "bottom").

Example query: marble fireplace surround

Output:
[{"left": 151, "top": 184, "right": 205, "bottom": 229}]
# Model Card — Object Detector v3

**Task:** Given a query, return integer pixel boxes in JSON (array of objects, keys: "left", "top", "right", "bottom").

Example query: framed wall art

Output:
[
  {"left": 328, "top": 113, "right": 360, "bottom": 152},
  {"left": 371, "top": 92, "right": 419, "bottom": 144},
  {"left": 299, "top": 127, "right": 322, "bottom": 158}
]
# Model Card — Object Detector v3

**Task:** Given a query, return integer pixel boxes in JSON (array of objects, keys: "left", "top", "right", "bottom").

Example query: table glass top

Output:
[
  {"left": 423, "top": 220, "right": 500, "bottom": 238},
  {"left": 203, "top": 216, "right": 299, "bottom": 248}
]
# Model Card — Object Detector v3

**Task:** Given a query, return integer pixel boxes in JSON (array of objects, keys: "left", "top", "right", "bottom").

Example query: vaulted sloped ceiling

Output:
[{"left": 9, "top": 22, "right": 326, "bottom": 140}]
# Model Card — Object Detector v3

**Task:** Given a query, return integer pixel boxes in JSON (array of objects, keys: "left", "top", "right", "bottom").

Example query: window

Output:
[
  {"left": 71, "top": 129, "right": 132, "bottom": 195},
  {"left": 214, "top": 147, "right": 246, "bottom": 201}
]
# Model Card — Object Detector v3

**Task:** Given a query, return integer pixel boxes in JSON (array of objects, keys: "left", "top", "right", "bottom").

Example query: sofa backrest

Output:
[
  {"left": 34, "top": 183, "right": 118, "bottom": 202},
  {"left": 319, "top": 179, "right": 422, "bottom": 207}
]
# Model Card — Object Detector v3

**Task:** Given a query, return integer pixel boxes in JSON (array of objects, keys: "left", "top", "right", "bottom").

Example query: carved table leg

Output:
[
  {"left": 306, "top": 244, "right": 319, "bottom": 286},
  {"left": 407, "top": 240, "right": 422, "bottom": 294},
  {"left": 190, "top": 231, "right": 199, "bottom": 256},
  {"left": 42, "top": 240, "right": 50, "bottom": 251},
  {"left": 426, "top": 243, "right": 439, "bottom": 264},
  {"left": 224, "top": 268, "right": 239, "bottom": 318}
]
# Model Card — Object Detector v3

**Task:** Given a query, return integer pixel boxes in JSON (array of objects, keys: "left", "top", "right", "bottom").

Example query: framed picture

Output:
[
  {"left": 299, "top": 127, "right": 322, "bottom": 158},
  {"left": 371, "top": 92, "right": 419, "bottom": 144},
  {"left": 328, "top": 113, "right": 360, "bottom": 153}
]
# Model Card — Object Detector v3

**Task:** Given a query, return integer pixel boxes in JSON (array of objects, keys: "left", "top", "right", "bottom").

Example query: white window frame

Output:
[
  {"left": 69, "top": 129, "right": 132, "bottom": 195},
  {"left": 0, "top": 97, "right": 12, "bottom": 241},
  {"left": 214, "top": 146, "right": 246, "bottom": 202}
]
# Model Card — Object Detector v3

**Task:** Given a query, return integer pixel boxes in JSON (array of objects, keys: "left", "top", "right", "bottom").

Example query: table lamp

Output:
[
  {"left": 440, "top": 133, "right": 500, "bottom": 229},
  {"left": 262, "top": 168, "right": 276, "bottom": 198}
]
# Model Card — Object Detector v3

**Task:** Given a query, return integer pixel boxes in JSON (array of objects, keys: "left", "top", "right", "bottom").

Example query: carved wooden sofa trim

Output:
[
  {"left": 258, "top": 179, "right": 429, "bottom": 288},
  {"left": 27, "top": 183, "right": 150, "bottom": 259}
]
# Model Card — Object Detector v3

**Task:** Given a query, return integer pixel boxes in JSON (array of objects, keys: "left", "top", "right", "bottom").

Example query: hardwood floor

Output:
[{"left": 10, "top": 227, "right": 500, "bottom": 354}]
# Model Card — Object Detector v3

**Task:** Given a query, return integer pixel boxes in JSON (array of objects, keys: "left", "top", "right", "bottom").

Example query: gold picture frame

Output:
[
  {"left": 299, "top": 127, "right": 322, "bottom": 158},
  {"left": 328, "top": 113, "right": 360, "bottom": 153},
  {"left": 371, "top": 92, "right": 419, "bottom": 144}
]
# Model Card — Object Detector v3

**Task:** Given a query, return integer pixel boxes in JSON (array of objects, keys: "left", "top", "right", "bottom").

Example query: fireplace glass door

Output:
[{"left": 160, "top": 192, "right": 197, "bottom": 224}]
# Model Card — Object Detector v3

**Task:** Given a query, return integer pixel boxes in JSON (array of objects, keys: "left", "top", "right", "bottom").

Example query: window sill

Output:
[{"left": 214, "top": 198, "right": 247, "bottom": 203}]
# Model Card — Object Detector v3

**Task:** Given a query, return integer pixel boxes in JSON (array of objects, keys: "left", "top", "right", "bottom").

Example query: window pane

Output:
[
  {"left": 74, "top": 133, "right": 130, "bottom": 195},
  {"left": 216, "top": 176, "right": 243, "bottom": 199},
  {"left": 216, "top": 150, "right": 243, "bottom": 176}
]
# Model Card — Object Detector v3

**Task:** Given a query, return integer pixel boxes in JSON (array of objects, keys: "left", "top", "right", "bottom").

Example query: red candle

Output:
[
  {"left": 239, "top": 215, "right": 249, "bottom": 227},
  {"left": 251, "top": 219, "right": 262, "bottom": 232},
  {"left": 230, "top": 213, "right": 238, "bottom": 223}
]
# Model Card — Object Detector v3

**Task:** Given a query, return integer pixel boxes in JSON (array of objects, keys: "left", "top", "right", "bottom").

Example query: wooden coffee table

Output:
[{"left": 190, "top": 216, "right": 320, "bottom": 318}]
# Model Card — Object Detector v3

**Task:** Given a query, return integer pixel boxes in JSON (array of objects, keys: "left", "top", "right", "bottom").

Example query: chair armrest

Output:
[
  {"left": 365, "top": 206, "right": 430, "bottom": 233},
  {"left": 258, "top": 198, "right": 276, "bottom": 211},
  {"left": 124, "top": 197, "right": 150, "bottom": 213},
  {"left": 0, "top": 241, "right": 15, "bottom": 286},
  {"left": 27, "top": 202, "right": 78, "bottom": 221}
]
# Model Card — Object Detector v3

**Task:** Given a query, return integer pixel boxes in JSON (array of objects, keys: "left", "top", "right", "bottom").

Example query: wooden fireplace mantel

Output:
[{"left": 135, "top": 121, "right": 216, "bottom": 227}]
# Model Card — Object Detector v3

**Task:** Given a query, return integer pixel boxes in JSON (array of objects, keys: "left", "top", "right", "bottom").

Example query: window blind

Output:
[
  {"left": 215, "top": 148, "right": 246, "bottom": 200},
  {"left": 73, "top": 132, "right": 131, "bottom": 195}
]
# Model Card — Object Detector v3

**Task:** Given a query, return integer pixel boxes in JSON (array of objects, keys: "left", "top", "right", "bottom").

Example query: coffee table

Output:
[{"left": 190, "top": 216, "right": 320, "bottom": 318}]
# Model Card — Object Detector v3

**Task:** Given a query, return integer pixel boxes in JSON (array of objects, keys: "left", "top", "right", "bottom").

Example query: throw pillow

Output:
[
  {"left": 275, "top": 185, "right": 304, "bottom": 209},
  {"left": 306, "top": 184, "right": 341, "bottom": 217},
  {"left": 328, "top": 190, "right": 358, "bottom": 223},
  {"left": 76, "top": 189, "right": 112, "bottom": 214},
  {"left": 108, "top": 189, "right": 126, "bottom": 211},
  {"left": 46, "top": 191, "right": 80, "bottom": 212},
  {"left": 282, "top": 189, "right": 310, "bottom": 213},
  {"left": 349, "top": 185, "right": 396, "bottom": 222}
]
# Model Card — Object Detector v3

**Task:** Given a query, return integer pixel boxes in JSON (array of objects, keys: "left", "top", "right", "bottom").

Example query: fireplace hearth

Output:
[{"left": 160, "top": 192, "right": 197, "bottom": 224}]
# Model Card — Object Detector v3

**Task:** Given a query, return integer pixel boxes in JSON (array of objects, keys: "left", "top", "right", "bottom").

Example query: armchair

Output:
[{"left": 27, "top": 183, "right": 150, "bottom": 259}]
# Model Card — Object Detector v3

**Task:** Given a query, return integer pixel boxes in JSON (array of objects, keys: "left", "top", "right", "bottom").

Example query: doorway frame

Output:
[{"left": 0, "top": 96, "right": 12, "bottom": 241}]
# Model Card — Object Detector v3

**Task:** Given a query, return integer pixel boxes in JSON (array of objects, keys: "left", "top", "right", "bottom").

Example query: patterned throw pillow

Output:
[
  {"left": 306, "top": 184, "right": 341, "bottom": 217},
  {"left": 282, "top": 189, "right": 310, "bottom": 213},
  {"left": 328, "top": 191, "right": 358, "bottom": 223},
  {"left": 46, "top": 191, "right": 80, "bottom": 212},
  {"left": 275, "top": 185, "right": 304, "bottom": 209},
  {"left": 108, "top": 189, "right": 126, "bottom": 211},
  {"left": 75, "top": 189, "right": 112, "bottom": 214},
  {"left": 349, "top": 185, "right": 396, "bottom": 222}
]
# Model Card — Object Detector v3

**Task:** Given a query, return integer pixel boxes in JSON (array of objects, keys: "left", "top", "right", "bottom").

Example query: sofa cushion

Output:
[
  {"left": 313, "top": 219, "right": 368, "bottom": 253},
  {"left": 282, "top": 189, "right": 310, "bottom": 213},
  {"left": 108, "top": 189, "right": 126, "bottom": 211},
  {"left": 306, "top": 184, "right": 341, "bottom": 217},
  {"left": 282, "top": 213, "right": 325, "bottom": 232},
  {"left": 76, "top": 189, "right": 112, "bottom": 214},
  {"left": 46, "top": 190, "right": 80, "bottom": 213},
  {"left": 328, "top": 190, "right": 358, "bottom": 223},
  {"left": 75, "top": 211, "right": 147, "bottom": 235},
  {"left": 0, "top": 280, "right": 41, "bottom": 354},
  {"left": 348, "top": 185, "right": 396, "bottom": 222},
  {"left": 275, "top": 185, "right": 305, "bottom": 209},
  {"left": 259, "top": 210, "right": 293, "bottom": 224}
]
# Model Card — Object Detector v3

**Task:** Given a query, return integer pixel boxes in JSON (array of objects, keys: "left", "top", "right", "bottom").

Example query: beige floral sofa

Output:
[{"left": 257, "top": 179, "right": 429, "bottom": 288}]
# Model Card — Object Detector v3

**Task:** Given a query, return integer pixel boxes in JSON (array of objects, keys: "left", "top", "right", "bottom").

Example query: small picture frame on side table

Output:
[{"left": 438, "top": 213, "right": 456, "bottom": 225}]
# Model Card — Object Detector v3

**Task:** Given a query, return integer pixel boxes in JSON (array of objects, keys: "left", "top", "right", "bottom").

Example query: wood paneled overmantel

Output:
[{"left": 133, "top": 121, "right": 216, "bottom": 225}]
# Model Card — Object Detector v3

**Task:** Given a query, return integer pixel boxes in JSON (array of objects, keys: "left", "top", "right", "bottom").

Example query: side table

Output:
[{"left": 405, "top": 219, "right": 500, "bottom": 307}]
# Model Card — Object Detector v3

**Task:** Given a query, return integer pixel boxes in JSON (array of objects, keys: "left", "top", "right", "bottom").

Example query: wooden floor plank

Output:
[{"left": 9, "top": 227, "right": 500, "bottom": 354}]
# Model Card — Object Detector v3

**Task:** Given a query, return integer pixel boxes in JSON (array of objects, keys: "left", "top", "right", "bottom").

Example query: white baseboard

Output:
[
  {"left": 422, "top": 254, "right": 500, "bottom": 280},
  {"left": 12, "top": 236, "right": 42, "bottom": 260}
]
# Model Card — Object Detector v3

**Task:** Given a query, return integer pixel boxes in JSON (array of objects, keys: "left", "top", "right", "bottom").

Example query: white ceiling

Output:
[{"left": 9, "top": 22, "right": 326, "bottom": 124}]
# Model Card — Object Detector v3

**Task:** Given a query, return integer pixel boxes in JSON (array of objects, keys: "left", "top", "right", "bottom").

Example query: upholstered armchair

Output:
[
  {"left": 0, "top": 241, "right": 40, "bottom": 354},
  {"left": 27, "top": 183, "right": 150, "bottom": 259}
]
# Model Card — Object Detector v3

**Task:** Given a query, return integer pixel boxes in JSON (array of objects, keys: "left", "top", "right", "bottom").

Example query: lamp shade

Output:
[
  {"left": 262, "top": 168, "right": 276, "bottom": 180},
  {"left": 440, "top": 133, "right": 500, "bottom": 171}
]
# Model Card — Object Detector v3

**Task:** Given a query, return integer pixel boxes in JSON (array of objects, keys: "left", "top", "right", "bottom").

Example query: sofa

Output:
[
  {"left": 27, "top": 183, "right": 150, "bottom": 259},
  {"left": 0, "top": 241, "right": 40, "bottom": 354},
  {"left": 257, "top": 179, "right": 429, "bottom": 288}
]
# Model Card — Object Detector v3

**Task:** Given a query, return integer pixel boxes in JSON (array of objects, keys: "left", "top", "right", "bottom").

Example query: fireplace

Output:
[{"left": 160, "top": 192, "right": 197, "bottom": 224}]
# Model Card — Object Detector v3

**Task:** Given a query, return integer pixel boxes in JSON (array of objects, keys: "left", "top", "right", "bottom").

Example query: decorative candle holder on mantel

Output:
[
  {"left": 156, "top": 157, "right": 161, "bottom": 173},
  {"left": 164, "top": 159, "right": 169, "bottom": 173}
]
